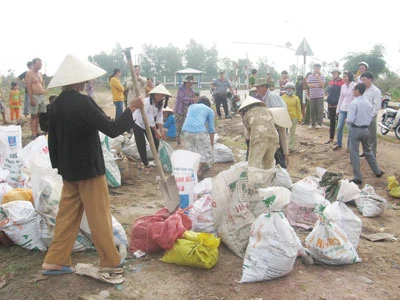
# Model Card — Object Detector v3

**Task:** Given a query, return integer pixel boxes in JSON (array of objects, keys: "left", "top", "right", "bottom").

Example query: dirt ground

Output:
[{"left": 1, "top": 90, "right": 400, "bottom": 300}]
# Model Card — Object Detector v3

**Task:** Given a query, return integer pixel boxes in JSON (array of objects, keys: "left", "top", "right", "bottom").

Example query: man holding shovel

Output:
[{"left": 41, "top": 55, "right": 143, "bottom": 275}]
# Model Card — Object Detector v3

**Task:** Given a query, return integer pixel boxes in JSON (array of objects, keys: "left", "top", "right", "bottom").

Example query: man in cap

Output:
[
  {"left": 238, "top": 96, "right": 279, "bottom": 170},
  {"left": 360, "top": 71, "right": 381, "bottom": 156},
  {"left": 307, "top": 63, "right": 326, "bottom": 129},
  {"left": 355, "top": 61, "right": 369, "bottom": 83},
  {"left": 347, "top": 83, "right": 384, "bottom": 185},
  {"left": 253, "top": 78, "right": 290, "bottom": 168},
  {"left": 212, "top": 71, "right": 236, "bottom": 119},
  {"left": 41, "top": 55, "right": 143, "bottom": 275}
]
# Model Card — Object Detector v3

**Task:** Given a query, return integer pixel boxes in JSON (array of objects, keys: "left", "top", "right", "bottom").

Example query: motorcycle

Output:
[
  {"left": 381, "top": 92, "right": 391, "bottom": 109},
  {"left": 227, "top": 92, "right": 241, "bottom": 114},
  {"left": 378, "top": 104, "right": 400, "bottom": 139}
]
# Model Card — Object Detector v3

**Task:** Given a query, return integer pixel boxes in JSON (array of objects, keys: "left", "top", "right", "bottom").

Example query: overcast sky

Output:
[{"left": 1, "top": 0, "right": 398, "bottom": 77}]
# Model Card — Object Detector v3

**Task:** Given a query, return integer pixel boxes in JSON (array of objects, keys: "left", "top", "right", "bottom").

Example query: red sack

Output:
[{"left": 129, "top": 208, "right": 192, "bottom": 254}]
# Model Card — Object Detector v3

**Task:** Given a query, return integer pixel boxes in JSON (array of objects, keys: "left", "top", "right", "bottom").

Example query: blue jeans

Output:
[
  {"left": 114, "top": 101, "right": 124, "bottom": 120},
  {"left": 336, "top": 111, "right": 348, "bottom": 147}
]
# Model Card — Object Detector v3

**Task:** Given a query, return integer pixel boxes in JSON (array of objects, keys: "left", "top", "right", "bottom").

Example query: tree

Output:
[{"left": 342, "top": 44, "right": 387, "bottom": 77}]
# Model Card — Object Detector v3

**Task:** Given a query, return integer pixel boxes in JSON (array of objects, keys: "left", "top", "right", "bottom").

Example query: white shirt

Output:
[
  {"left": 337, "top": 81, "right": 355, "bottom": 113},
  {"left": 132, "top": 97, "right": 163, "bottom": 129},
  {"left": 363, "top": 84, "right": 381, "bottom": 117}
]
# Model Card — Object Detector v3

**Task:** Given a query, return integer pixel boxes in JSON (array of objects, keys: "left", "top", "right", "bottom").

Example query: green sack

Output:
[{"left": 158, "top": 140, "right": 174, "bottom": 173}]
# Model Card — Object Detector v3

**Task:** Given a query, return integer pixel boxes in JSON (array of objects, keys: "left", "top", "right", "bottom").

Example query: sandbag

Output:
[
  {"left": 129, "top": 208, "right": 192, "bottom": 254},
  {"left": 99, "top": 132, "right": 121, "bottom": 188},
  {"left": 211, "top": 162, "right": 280, "bottom": 258},
  {"left": 356, "top": 184, "right": 387, "bottom": 217},
  {"left": 240, "top": 187, "right": 301, "bottom": 282},
  {"left": 0, "top": 200, "right": 46, "bottom": 251},
  {"left": 158, "top": 140, "right": 174, "bottom": 173},
  {"left": 212, "top": 143, "right": 234, "bottom": 163},
  {"left": 160, "top": 231, "right": 220, "bottom": 269},
  {"left": 2, "top": 188, "right": 34, "bottom": 206},
  {"left": 171, "top": 150, "right": 201, "bottom": 210},
  {"left": 305, "top": 204, "right": 361, "bottom": 265}
]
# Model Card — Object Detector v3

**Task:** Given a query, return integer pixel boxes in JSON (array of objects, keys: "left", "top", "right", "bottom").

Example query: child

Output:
[
  {"left": 39, "top": 95, "right": 57, "bottom": 133},
  {"left": 163, "top": 107, "right": 176, "bottom": 141},
  {"left": 9, "top": 82, "right": 21, "bottom": 123}
]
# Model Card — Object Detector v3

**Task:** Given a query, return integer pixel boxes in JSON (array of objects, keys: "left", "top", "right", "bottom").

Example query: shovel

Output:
[{"left": 123, "top": 47, "right": 180, "bottom": 213}]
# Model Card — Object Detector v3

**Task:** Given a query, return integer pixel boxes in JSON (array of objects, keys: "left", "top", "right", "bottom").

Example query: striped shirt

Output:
[{"left": 307, "top": 73, "right": 326, "bottom": 99}]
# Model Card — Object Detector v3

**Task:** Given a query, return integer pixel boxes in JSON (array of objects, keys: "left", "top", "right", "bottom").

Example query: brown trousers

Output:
[{"left": 43, "top": 175, "right": 120, "bottom": 268}]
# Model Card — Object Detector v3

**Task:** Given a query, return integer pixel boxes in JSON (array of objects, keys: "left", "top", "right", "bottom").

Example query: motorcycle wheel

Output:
[
  {"left": 382, "top": 101, "right": 389, "bottom": 109},
  {"left": 395, "top": 126, "right": 400, "bottom": 140},
  {"left": 380, "top": 125, "right": 389, "bottom": 135}
]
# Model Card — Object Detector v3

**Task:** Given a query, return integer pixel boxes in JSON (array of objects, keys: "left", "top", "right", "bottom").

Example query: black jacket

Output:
[{"left": 48, "top": 90, "right": 135, "bottom": 181}]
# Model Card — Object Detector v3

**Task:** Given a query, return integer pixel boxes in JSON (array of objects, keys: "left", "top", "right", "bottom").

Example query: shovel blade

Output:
[{"left": 160, "top": 175, "right": 180, "bottom": 213}]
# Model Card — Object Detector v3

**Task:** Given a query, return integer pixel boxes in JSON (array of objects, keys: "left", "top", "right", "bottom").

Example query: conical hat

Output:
[
  {"left": 269, "top": 107, "right": 292, "bottom": 128},
  {"left": 238, "top": 96, "right": 265, "bottom": 111},
  {"left": 47, "top": 55, "right": 106, "bottom": 88},
  {"left": 149, "top": 84, "right": 171, "bottom": 97}
]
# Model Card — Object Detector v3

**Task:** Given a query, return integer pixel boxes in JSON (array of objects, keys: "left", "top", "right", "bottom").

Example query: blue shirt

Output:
[
  {"left": 347, "top": 95, "right": 373, "bottom": 127},
  {"left": 213, "top": 79, "right": 232, "bottom": 94},
  {"left": 163, "top": 114, "right": 176, "bottom": 138},
  {"left": 182, "top": 103, "right": 215, "bottom": 133}
]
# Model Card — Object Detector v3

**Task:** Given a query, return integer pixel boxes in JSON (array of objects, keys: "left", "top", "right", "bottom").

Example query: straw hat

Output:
[
  {"left": 149, "top": 84, "right": 171, "bottom": 97},
  {"left": 253, "top": 78, "right": 269, "bottom": 87},
  {"left": 163, "top": 107, "right": 173, "bottom": 113},
  {"left": 269, "top": 107, "right": 292, "bottom": 128},
  {"left": 183, "top": 75, "right": 197, "bottom": 83},
  {"left": 47, "top": 54, "right": 106, "bottom": 88},
  {"left": 238, "top": 96, "right": 265, "bottom": 111}
]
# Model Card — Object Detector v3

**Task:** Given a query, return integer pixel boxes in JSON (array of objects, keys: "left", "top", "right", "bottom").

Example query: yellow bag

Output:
[
  {"left": 160, "top": 231, "right": 220, "bottom": 269},
  {"left": 2, "top": 188, "right": 34, "bottom": 206},
  {"left": 387, "top": 176, "right": 399, "bottom": 191},
  {"left": 390, "top": 187, "right": 400, "bottom": 198}
]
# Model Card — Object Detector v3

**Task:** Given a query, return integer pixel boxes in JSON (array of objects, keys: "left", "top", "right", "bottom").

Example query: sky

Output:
[{"left": 1, "top": 0, "right": 399, "bottom": 77}]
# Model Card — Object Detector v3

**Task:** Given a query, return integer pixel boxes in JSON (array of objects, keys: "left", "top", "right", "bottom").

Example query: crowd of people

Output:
[{"left": 0, "top": 56, "right": 387, "bottom": 276}]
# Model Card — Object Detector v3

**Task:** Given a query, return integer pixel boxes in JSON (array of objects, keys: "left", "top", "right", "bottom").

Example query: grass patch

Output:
[{"left": 219, "top": 137, "right": 247, "bottom": 151}]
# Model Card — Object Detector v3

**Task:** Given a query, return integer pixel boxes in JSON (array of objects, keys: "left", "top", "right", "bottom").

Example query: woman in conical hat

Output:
[
  {"left": 174, "top": 75, "right": 197, "bottom": 145},
  {"left": 132, "top": 84, "right": 171, "bottom": 173},
  {"left": 42, "top": 55, "right": 142, "bottom": 275}
]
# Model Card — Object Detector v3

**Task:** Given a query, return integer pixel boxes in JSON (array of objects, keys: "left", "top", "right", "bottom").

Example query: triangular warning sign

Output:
[{"left": 295, "top": 38, "right": 314, "bottom": 56}]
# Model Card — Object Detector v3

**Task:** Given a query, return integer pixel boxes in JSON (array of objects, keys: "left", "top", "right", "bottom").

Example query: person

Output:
[
  {"left": 144, "top": 78, "right": 154, "bottom": 97},
  {"left": 41, "top": 54, "right": 142, "bottom": 275},
  {"left": 300, "top": 72, "right": 312, "bottom": 125},
  {"left": 279, "top": 70, "right": 290, "bottom": 96},
  {"left": 39, "top": 95, "right": 57, "bottom": 133},
  {"left": 25, "top": 58, "right": 46, "bottom": 139},
  {"left": 212, "top": 71, "right": 236, "bottom": 119},
  {"left": 267, "top": 73, "right": 275, "bottom": 91},
  {"left": 249, "top": 69, "right": 257, "bottom": 96},
  {"left": 253, "top": 78, "right": 290, "bottom": 168},
  {"left": 238, "top": 96, "right": 279, "bottom": 170},
  {"left": 174, "top": 75, "right": 197, "bottom": 145},
  {"left": 86, "top": 80, "right": 94, "bottom": 97},
  {"left": 282, "top": 82, "right": 302, "bottom": 152},
  {"left": 125, "top": 65, "right": 146, "bottom": 103},
  {"left": 17, "top": 61, "right": 33, "bottom": 118},
  {"left": 325, "top": 68, "right": 344, "bottom": 144},
  {"left": 182, "top": 96, "right": 215, "bottom": 178},
  {"left": 0, "top": 91, "right": 8, "bottom": 124},
  {"left": 133, "top": 84, "right": 170, "bottom": 173},
  {"left": 347, "top": 83, "right": 384, "bottom": 185},
  {"left": 163, "top": 107, "right": 176, "bottom": 141},
  {"left": 334, "top": 71, "right": 356, "bottom": 151},
  {"left": 307, "top": 63, "right": 326, "bottom": 129},
  {"left": 361, "top": 71, "right": 381, "bottom": 156},
  {"left": 9, "top": 82, "right": 21, "bottom": 123},
  {"left": 108, "top": 68, "right": 125, "bottom": 120},
  {"left": 354, "top": 61, "right": 369, "bottom": 83}
]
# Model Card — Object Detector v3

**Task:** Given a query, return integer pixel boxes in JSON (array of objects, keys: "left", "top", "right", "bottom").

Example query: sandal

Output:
[{"left": 324, "top": 140, "right": 333, "bottom": 144}]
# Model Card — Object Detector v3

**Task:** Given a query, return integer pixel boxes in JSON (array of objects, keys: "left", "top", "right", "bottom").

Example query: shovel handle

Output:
[{"left": 123, "top": 48, "right": 167, "bottom": 184}]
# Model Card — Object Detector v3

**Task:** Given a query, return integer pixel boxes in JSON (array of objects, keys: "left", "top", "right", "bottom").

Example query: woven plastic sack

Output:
[
  {"left": 158, "top": 140, "right": 174, "bottom": 173},
  {"left": 160, "top": 231, "right": 220, "bottom": 269}
]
